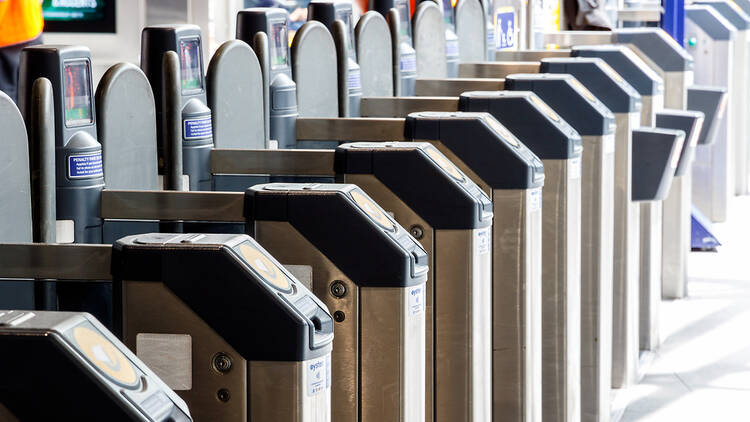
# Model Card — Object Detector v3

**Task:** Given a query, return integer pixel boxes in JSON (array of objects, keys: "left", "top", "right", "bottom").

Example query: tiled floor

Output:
[{"left": 621, "top": 196, "right": 750, "bottom": 421}]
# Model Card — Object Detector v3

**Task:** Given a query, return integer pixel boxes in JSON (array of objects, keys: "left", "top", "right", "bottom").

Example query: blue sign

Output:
[
  {"left": 183, "top": 117, "right": 213, "bottom": 140},
  {"left": 400, "top": 52, "right": 417, "bottom": 72},
  {"left": 68, "top": 152, "right": 103, "bottom": 179},
  {"left": 348, "top": 69, "right": 361, "bottom": 91},
  {"left": 496, "top": 10, "right": 515, "bottom": 50},
  {"left": 445, "top": 39, "right": 459, "bottom": 57}
]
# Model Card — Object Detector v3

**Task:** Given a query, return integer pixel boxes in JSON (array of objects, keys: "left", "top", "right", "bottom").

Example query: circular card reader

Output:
[
  {"left": 423, "top": 145, "right": 466, "bottom": 182},
  {"left": 350, "top": 189, "right": 397, "bottom": 232},
  {"left": 482, "top": 115, "right": 520, "bottom": 147},
  {"left": 529, "top": 94, "right": 561, "bottom": 122},
  {"left": 237, "top": 241, "right": 293, "bottom": 292},
  {"left": 71, "top": 324, "right": 139, "bottom": 389}
]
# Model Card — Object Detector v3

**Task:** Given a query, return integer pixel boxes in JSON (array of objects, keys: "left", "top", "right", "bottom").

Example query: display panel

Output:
[
  {"left": 396, "top": 0, "right": 412, "bottom": 40},
  {"left": 179, "top": 38, "right": 203, "bottom": 93},
  {"left": 442, "top": 0, "right": 456, "bottom": 26},
  {"left": 43, "top": 0, "right": 116, "bottom": 33},
  {"left": 270, "top": 20, "right": 289, "bottom": 69},
  {"left": 63, "top": 60, "right": 94, "bottom": 127}
]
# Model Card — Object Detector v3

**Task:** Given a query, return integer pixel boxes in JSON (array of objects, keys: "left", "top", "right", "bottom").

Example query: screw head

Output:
[
  {"left": 212, "top": 353, "right": 233, "bottom": 373},
  {"left": 217, "top": 388, "right": 231, "bottom": 402},
  {"left": 330, "top": 281, "right": 347, "bottom": 298},
  {"left": 333, "top": 311, "right": 346, "bottom": 322},
  {"left": 409, "top": 225, "right": 424, "bottom": 240}
]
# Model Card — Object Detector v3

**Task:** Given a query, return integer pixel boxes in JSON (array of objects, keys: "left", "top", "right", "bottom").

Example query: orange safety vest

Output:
[{"left": 0, "top": 0, "right": 44, "bottom": 47}]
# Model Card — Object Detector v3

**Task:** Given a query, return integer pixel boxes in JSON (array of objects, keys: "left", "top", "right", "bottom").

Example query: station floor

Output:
[{"left": 619, "top": 196, "right": 750, "bottom": 421}]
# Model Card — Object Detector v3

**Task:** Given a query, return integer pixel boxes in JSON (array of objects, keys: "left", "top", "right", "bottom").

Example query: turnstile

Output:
[
  {"left": 369, "top": 0, "right": 418, "bottom": 95},
  {"left": 359, "top": 91, "right": 582, "bottom": 422},
  {"left": 505, "top": 73, "right": 615, "bottom": 422},
  {"left": 0, "top": 310, "right": 192, "bottom": 421},
  {"left": 245, "top": 184, "right": 428, "bottom": 422},
  {"left": 685, "top": 6, "right": 736, "bottom": 222}
]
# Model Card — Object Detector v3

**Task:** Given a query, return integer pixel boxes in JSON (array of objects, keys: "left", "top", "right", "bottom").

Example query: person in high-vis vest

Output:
[{"left": 0, "top": 0, "right": 43, "bottom": 103}]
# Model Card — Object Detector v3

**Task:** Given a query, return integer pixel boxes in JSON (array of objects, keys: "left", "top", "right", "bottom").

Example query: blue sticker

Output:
[
  {"left": 445, "top": 39, "right": 459, "bottom": 57},
  {"left": 400, "top": 52, "right": 417, "bottom": 73},
  {"left": 68, "top": 152, "right": 103, "bottom": 179},
  {"left": 183, "top": 117, "right": 213, "bottom": 140},
  {"left": 496, "top": 10, "right": 515, "bottom": 50},
  {"left": 487, "top": 27, "right": 496, "bottom": 48},
  {"left": 348, "top": 69, "right": 362, "bottom": 91}
]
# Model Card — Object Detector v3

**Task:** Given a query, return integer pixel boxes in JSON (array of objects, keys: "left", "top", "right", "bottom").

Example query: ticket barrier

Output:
[
  {"left": 504, "top": 73, "right": 615, "bottom": 422},
  {"left": 0, "top": 235, "right": 334, "bottom": 422},
  {"left": 212, "top": 143, "right": 493, "bottom": 422},
  {"left": 631, "top": 128, "right": 686, "bottom": 357},
  {"left": 653, "top": 110, "right": 706, "bottom": 300},
  {"left": 369, "top": 0, "right": 418, "bottom": 95},
  {"left": 359, "top": 91, "right": 582, "bottom": 422},
  {"left": 693, "top": 0, "right": 750, "bottom": 196},
  {"left": 685, "top": 6, "right": 737, "bottom": 221},
  {"left": 0, "top": 310, "right": 192, "bottom": 421},
  {"left": 416, "top": 0, "right": 460, "bottom": 77}
]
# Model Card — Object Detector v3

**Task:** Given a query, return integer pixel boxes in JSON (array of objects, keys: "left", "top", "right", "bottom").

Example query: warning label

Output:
[
  {"left": 348, "top": 69, "right": 362, "bottom": 91},
  {"left": 400, "top": 53, "right": 417, "bottom": 73},
  {"left": 68, "top": 153, "right": 103, "bottom": 179},
  {"left": 307, "top": 356, "right": 330, "bottom": 396},
  {"left": 183, "top": 117, "right": 213, "bottom": 140}
]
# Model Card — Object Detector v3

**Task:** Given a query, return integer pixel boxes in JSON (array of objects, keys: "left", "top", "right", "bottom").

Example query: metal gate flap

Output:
[
  {"left": 456, "top": 0, "right": 486, "bottom": 62},
  {"left": 356, "top": 11, "right": 394, "bottom": 97},
  {"left": 413, "top": 1, "right": 447, "bottom": 78},
  {"left": 0, "top": 91, "right": 32, "bottom": 242},
  {"left": 292, "top": 21, "right": 339, "bottom": 118}
]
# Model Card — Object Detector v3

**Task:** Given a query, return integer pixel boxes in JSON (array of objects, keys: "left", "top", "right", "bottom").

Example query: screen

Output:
[
  {"left": 270, "top": 21, "right": 289, "bottom": 69},
  {"left": 63, "top": 60, "right": 94, "bottom": 127},
  {"left": 336, "top": 8, "right": 357, "bottom": 60},
  {"left": 179, "top": 38, "right": 203, "bottom": 93},
  {"left": 43, "top": 0, "right": 116, "bottom": 33},
  {"left": 396, "top": 0, "right": 412, "bottom": 41},
  {"left": 442, "top": 0, "right": 455, "bottom": 25}
]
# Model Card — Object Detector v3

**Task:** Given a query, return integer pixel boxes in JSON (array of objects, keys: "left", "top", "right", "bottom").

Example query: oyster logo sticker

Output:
[
  {"left": 351, "top": 189, "right": 396, "bottom": 232},
  {"left": 409, "top": 285, "right": 425, "bottom": 316},
  {"left": 307, "top": 357, "right": 330, "bottom": 396},
  {"left": 239, "top": 242, "right": 291, "bottom": 291},
  {"left": 72, "top": 325, "right": 138, "bottom": 388}
]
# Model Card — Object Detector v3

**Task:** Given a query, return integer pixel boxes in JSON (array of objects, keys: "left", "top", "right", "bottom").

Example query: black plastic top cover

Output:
[
  {"left": 335, "top": 142, "right": 493, "bottom": 229},
  {"left": 112, "top": 233, "right": 334, "bottom": 362},
  {"left": 614, "top": 29, "right": 694, "bottom": 71},
  {"left": 631, "top": 128, "right": 684, "bottom": 201},
  {"left": 405, "top": 112, "right": 545, "bottom": 189},
  {"left": 245, "top": 183, "right": 429, "bottom": 288},
  {"left": 505, "top": 73, "right": 616, "bottom": 136},
  {"left": 686, "top": 5, "right": 735, "bottom": 40},
  {"left": 458, "top": 91, "right": 582, "bottom": 159},
  {"left": 655, "top": 110, "right": 705, "bottom": 176},
  {"left": 571, "top": 45, "right": 664, "bottom": 96},
  {"left": 687, "top": 85, "right": 727, "bottom": 146},
  {"left": 696, "top": 1, "right": 750, "bottom": 30},
  {"left": 0, "top": 311, "right": 192, "bottom": 421},
  {"left": 541, "top": 57, "right": 642, "bottom": 113}
]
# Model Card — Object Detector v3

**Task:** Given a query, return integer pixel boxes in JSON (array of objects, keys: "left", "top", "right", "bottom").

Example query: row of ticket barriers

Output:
[{"left": 0, "top": 0, "right": 743, "bottom": 421}]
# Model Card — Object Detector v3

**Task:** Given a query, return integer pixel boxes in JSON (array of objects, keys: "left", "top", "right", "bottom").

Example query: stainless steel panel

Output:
[
  {"left": 611, "top": 112, "right": 641, "bottom": 389},
  {"left": 210, "top": 149, "right": 336, "bottom": 176},
  {"left": 0, "top": 243, "right": 112, "bottom": 280},
  {"left": 250, "top": 360, "right": 332, "bottom": 422},
  {"left": 639, "top": 201, "right": 662, "bottom": 351},
  {"left": 254, "top": 221, "right": 360, "bottom": 422},
  {"left": 491, "top": 188, "right": 543, "bottom": 422},
  {"left": 458, "top": 62, "right": 541, "bottom": 78},
  {"left": 541, "top": 158, "right": 582, "bottom": 422},
  {"left": 295, "top": 117, "right": 408, "bottom": 141},
  {"left": 494, "top": 50, "right": 572, "bottom": 61},
  {"left": 360, "top": 97, "right": 459, "bottom": 118},
  {"left": 414, "top": 78, "right": 505, "bottom": 97},
  {"left": 122, "top": 281, "right": 247, "bottom": 422},
  {"left": 101, "top": 190, "right": 245, "bottom": 222},
  {"left": 732, "top": 31, "right": 749, "bottom": 195},
  {"left": 662, "top": 173, "right": 691, "bottom": 299},
  {"left": 543, "top": 31, "right": 616, "bottom": 48},
  {"left": 360, "top": 286, "right": 426, "bottom": 422},
  {"left": 640, "top": 94, "right": 664, "bottom": 127},
  {"left": 580, "top": 135, "right": 615, "bottom": 422}
]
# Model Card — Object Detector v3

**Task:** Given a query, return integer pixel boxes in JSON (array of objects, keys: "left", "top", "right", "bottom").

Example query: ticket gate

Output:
[
  {"left": 359, "top": 91, "right": 582, "bottom": 422},
  {"left": 685, "top": 6, "right": 737, "bottom": 222},
  {"left": 416, "top": 0, "right": 460, "bottom": 76},
  {"left": 0, "top": 310, "right": 192, "bottom": 421},
  {"left": 369, "top": 0, "right": 418, "bottom": 95},
  {"left": 693, "top": 0, "right": 750, "bottom": 196},
  {"left": 505, "top": 73, "right": 615, "bottom": 422},
  {"left": 308, "top": 0, "right": 362, "bottom": 117},
  {"left": 245, "top": 184, "right": 427, "bottom": 422},
  {"left": 631, "top": 128, "right": 686, "bottom": 353}
]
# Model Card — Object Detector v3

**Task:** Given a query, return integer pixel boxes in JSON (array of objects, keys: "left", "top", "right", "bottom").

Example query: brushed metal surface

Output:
[
  {"left": 0, "top": 243, "right": 112, "bottom": 280},
  {"left": 361, "top": 286, "right": 426, "bottom": 422},
  {"left": 101, "top": 190, "right": 245, "bottom": 222},
  {"left": 122, "top": 281, "right": 247, "bottom": 422},
  {"left": 640, "top": 94, "right": 664, "bottom": 127},
  {"left": 542, "top": 32, "right": 615, "bottom": 48},
  {"left": 617, "top": 8, "right": 662, "bottom": 22},
  {"left": 732, "top": 31, "right": 749, "bottom": 195},
  {"left": 458, "top": 62, "right": 541, "bottom": 78},
  {"left": 360, "top": 97, "right": 459, "bottom": 118},
  {"left": 211, "top": 149, "right": 336, "bottom": 176},
  {"left": 493, "top": 50, "right": 572, "bottom": 61},
  {"left": 0, "top": 403, "right": 19, "bottom": 422},
  {"left": 611, "top": 112, "right": 642, "bottom": 389},
  {"left": 251, "top": 359, "right": 332, "bottom": 422},
  {"left": 295, "top": 117, "right": 407, "bottom": 141},
  {"left": 491, "top": 188, "right": 543, "bottom": 422},
  {"left": 254, "top": 221, "right": 360, "bottom": 422},
  {"left": 580, "top": 134, "right": 615, "bottom": 422},
  {"left": 639, "top": 201, "right": 662, "bottom": 351},
  {"left": 414, "top": 78, "right": 505, "bottom": 97},
  {"left": 662, "top": 174, "right": 691, "bottom": 299},
  {"left": 540, "top": 158, "right": 582, "bottom": 422}
]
